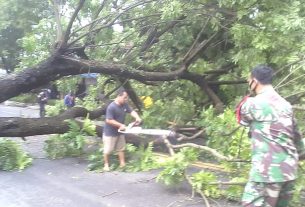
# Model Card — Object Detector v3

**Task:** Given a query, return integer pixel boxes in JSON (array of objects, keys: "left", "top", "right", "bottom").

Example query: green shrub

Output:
[
  {"left": 157, "top": 147, "right": 199, "bottom": 185},
  {"left": 10, "top": 93, "right": 37, "bottom": 104},
  {"left": 0, "top": 138, "right": 32, "bottom": 171},
  {"left": 141, "top": 97, "right": 196, "bottom": 129},
  {"left": 45, "top": 100, "right": 66, "bottom": 116},
  {"left": 125, "top": 143, "right": 159, "bottom": 172},
  {"left": 191, "top": 171, "right": 221, "bottom": 198},
  {"left": 87, "top": 147, "right": 104, "bottom": 172},
  {"left": 87, "top": 143, "right": 160, "bottom": 172},
  {"left": 44, "top": 118, "right": 96, "bottom": 159}
]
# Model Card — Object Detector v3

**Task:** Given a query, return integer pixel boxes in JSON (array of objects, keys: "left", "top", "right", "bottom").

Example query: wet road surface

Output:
[{"left": 0, "top": 103, "right": 239, "bottom": 207}]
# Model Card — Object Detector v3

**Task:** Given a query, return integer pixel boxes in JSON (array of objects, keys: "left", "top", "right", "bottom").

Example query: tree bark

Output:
[
  {"left": 0, "top": 106, "right": 107, "bottom": 137},
  {"left": 0, "top": 55, "right": 187, "bottom": 103}
]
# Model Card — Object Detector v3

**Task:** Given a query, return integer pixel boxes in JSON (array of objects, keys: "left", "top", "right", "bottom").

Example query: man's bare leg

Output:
[
  {"left": 103, "top": 154, "right": 110, "bottom": 171},
  {"left": 118, "top": 151, "right": 126, "bottom": 167}
]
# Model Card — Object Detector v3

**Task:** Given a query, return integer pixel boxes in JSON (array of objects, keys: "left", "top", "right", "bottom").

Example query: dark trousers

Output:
[{"left": 39, "top": 103, "right": 45, "bottom": 117}]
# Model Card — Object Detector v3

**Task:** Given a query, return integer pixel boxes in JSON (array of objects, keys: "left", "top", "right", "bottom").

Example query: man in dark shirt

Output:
[
  {"left": 103, "top": 89, "right": 141, "bottom": 171},
  {"left": 37, "top": 90, "right": 49, "bottom": 117}
]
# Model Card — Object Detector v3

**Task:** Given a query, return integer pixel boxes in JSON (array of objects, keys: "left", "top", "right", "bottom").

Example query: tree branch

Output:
[
  {"left": 183, "top": 31, "right": 219, "bottom": 67},
  {"left": 50, "top": 0, "right": 64, "bottom": 43},
  {"left": 293, "top": 105, "right": 305, "bottom": 111},
  {"left": 62, "top": 0, "right": 86, "bottom": 46},
  {"left": 140, "top": 16, "right": 186, "bottom": 53},
  {"left": 169, "top": 142, "right": 231, "bottom": 161},
  {"left": 181, "top": 71, "right": 224, "bottom": 112},
  {"left": 207, "top": 80, "right": 247, "bottom": 86},
  {"left": 177, "top": 130, "right": 204, "bottom": 142},
  {"left": 68, "top": 1, "right": 155, "bottom": 48},
  {"left": 85, "top": 0, "right": 109, "bottom": 45},
  {"left": 183, "top": 17, "right": 211, "bottom": 63}
]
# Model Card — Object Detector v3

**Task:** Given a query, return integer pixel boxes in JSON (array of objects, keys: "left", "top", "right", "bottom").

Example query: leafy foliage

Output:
[
  {"left": 10, "top": 93, "right": 37, "bottom": 104},
  {"left": 157, "top": 148, "right": 199, "bottom": 185},
  {"left": 191, "top": 171, "right": 221, "bottom": 198},
  {"left": 75, "top": 85, "right": 100, "bottom": 111},
  {"left": 87, "top": 143, "right": 160, "bottom": 172},
  {"left": 125, "top": 143, "right": 159, "bottom": 172},
  {"left": 141, "top": 97, "right": 196, "bottom": 129},
  {"left": 2, "top": 0, "right": 305, "bottom": 205},
  {"left": 0, "top": 138, "right": 32, "bottom": 171},
  {"left": 222, "top": 177, "right": 247, "bottom": 201},
  {"left": 56, "top": 76, "right": 81, "bottom": 95},
  {"left": 290, "top": 162, "right": 305, "bottom": 207},
  {"left": 45, "top": 99, "right": 66, "bottom": 116},
  {"left": 87, "top": 146, "right": 104, "bottom": 172},
  {"left": 196, "top": 106, "right": 251, "bottom": 161},
  {"left": 0, "top": 0, "right": 50, "bottom": 72},
  {"left": 44, "top": 118, "right": 96, "bottom": 159},
  {"left": 18, "top": 18, "right": 55, "bottom": 69}
]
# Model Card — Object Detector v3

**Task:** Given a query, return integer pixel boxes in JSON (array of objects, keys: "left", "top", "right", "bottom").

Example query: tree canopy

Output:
[
  {"left": 0, "top": 0, "right": 304, "bottom": 139},
  {"left": 1, "top": 0, "right": 304, "bottom": 107}
]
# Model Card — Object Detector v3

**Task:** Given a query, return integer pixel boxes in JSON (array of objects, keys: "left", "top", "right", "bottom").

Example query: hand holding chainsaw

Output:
[{"left": 119, "top": 119, "right": 142, "bottom": 132}]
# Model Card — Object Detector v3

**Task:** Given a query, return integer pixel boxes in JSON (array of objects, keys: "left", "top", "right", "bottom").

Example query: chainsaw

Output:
[{"left": 118, "top": 122, "right": 174, "bottom": 137}]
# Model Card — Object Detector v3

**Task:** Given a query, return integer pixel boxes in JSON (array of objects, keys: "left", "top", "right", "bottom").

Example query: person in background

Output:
[
  {"left": 49, "top": 84, "right": 60, "bottom": 99},
  {"left": 37, "top": 90, "right": 49, "bottom": 117},
  {"left": 64, "top": 92, "right": 75, "bottom": 108},
  {"left": 236, "top": 65, "right": 305, "bottom": 207},
  {"left": 103, "top": 88, "right": 142, "bottom": 171},
  {"left": 75, "top": 78, "right": 86, "bottom": 99}
]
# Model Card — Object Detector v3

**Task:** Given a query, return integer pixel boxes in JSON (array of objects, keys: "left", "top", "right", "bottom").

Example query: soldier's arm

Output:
[{"left": 239, "top": 98, "right": 255, "bottom": 126}]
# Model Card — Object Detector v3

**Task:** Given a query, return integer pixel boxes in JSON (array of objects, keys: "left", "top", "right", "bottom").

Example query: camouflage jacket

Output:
[{"left": 240, "top": 88, "right": 304, "bottom": 182}]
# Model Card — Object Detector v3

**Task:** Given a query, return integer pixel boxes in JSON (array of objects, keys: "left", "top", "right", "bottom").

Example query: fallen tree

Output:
[
  {"left": 0, "top": 0, "right": 242, "bottom": 138},
  {"left": 0, "top": 106, "right": 106, "bottom": 137}
]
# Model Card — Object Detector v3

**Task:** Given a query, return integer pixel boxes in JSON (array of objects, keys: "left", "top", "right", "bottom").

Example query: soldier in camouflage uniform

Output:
[{"left": 237, "top": 65, "right": 305, "bottom": 207}]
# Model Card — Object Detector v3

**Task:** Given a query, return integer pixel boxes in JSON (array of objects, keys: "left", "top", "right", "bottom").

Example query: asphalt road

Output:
[
  {"left": 0, "top": 103, "right": 239, "bottom": 207},
  {"left": 0, "top": 102, "right": 39, "bottom": 118}
]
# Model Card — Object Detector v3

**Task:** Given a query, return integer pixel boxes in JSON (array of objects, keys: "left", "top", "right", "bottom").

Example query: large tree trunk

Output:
[
  {"left": 0, "top": 55, "right": 185, "bottom": 103},
  {"left": 0, "top": 106, "right": 106, "bottom": 137},
  {"left": 0, "top": 54, "right": 227, "bottom": 109}
]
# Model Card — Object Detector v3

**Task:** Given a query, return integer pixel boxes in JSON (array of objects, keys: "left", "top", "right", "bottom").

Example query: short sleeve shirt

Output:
[
  {"left": 240, "top": 88, "right": 299, "bottom": 182},
  {"left": 103, "top": 102, "right": 132, "bottom": 136}
]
